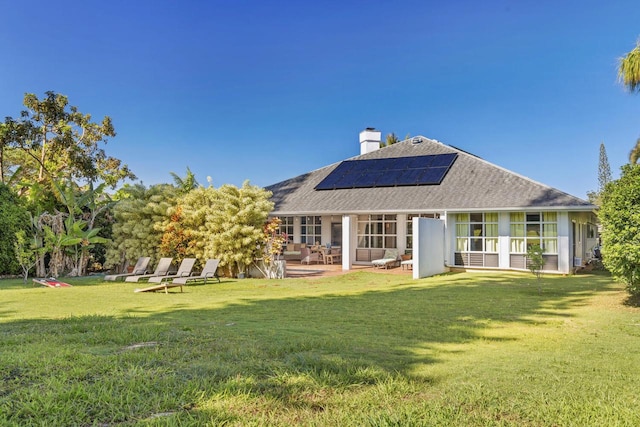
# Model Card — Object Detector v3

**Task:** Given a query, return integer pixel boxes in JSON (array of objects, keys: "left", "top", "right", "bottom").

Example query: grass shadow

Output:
[{"left": 0, "top": 271, "right": 624, "bottom": 424}]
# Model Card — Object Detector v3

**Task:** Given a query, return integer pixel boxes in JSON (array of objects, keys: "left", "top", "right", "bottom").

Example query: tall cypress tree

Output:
[{"left": 598, "top": 142, "right": 612, "bottom": 193}]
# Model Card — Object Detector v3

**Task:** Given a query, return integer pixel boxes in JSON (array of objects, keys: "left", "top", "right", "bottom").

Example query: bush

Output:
[{"left": 0, "top": 183, "right": 29, "bottom": 274}]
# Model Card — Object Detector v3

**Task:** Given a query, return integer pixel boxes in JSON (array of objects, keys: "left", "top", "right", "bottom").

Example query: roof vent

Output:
[{"left": 411, "top": 137, "right": 422, "bottom": 144}]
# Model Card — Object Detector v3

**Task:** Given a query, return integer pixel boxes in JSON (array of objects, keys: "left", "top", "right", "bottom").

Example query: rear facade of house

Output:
[{"left": 266, "top": 129, "right": 598, "bottom": 277}]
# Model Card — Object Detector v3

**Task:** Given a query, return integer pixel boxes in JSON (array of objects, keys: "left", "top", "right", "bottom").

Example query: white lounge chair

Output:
[
  {"left": 104, "top": 257, "right": 151, "bottom": 281},
  {"left": 125, "top": 258, "right": 173, "bottom": 282},
  {"left": 371, "top": 249, "right": 400, "bottom": 269}
]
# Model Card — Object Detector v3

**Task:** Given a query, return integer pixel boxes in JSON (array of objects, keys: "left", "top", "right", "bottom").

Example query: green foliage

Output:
[
  {"left": 14, "top": 230, "right": 36, "bottom": 281},
  {"left": 0, "top": 183, "right": 29, "bottom": 274},
  {"left": 253, "top": 217, "right": 287, "bottom": 278},
  {"left": 6, "top": 91, "right": 136, "bottom": 186},
  {"left": 598, "top": 142, "right": 612, "bottom": 191},
  {"left": 170, "top": 166, "right": 199, "bottom": 194},
  {"left": 2, "top": 92, "right": 133, "bottom": 276},
  {"left": 619, "top": 40, "right": 640, "bottom": 93},
  {"left": 526, "top": 244, "right": 545, "bottom": 293},
  {"left": 599, "top": 164, "right": 640, "bottom": 295},
  {"left": 630, "top": 137, "right": 640, "bottom": 165},
  {"left": 383, "top": 133, "right": 399, "bottom": 147},
  {"left": 105, "top": 184, "right": 179, "bottom": 270},
  {"left": 180, "top": 181, "right": 273, "bottom": 276},
  {"left": 526, "top": 244, "right": 545, "bottom": 277}
]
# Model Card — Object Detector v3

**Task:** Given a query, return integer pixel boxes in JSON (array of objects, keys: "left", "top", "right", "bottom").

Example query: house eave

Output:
[{"left": 270, "top": 205, "right": 597, "bottom": 217}]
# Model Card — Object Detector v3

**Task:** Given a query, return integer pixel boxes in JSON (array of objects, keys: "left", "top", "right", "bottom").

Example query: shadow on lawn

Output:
[{"left": 0, "top": 271, "right": 620, "bottom": 422}]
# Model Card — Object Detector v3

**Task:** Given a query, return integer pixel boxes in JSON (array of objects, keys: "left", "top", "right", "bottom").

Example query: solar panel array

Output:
[{"left": 315, "top": 153, "right": 458, "bottom": 190}]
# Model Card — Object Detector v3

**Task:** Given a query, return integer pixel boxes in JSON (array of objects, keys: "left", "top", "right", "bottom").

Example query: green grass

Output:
[{"left": 1, "top": 271, "right": 639, "bottom": 426}]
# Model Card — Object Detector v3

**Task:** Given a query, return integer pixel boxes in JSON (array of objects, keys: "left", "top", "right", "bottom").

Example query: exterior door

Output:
[{"left": 331, "top": 223, "right": 342, "bottom": 247}]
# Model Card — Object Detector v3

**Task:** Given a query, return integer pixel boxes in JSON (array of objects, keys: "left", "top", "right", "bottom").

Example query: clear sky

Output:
[{"left": 2, "top": 0, "right": 639, "bottom": 200}]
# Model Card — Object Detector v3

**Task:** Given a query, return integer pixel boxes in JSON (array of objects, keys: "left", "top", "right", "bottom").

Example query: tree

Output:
[
  {"left": 159, "top": 205, "right": 192, "bottom": 264},
  {"left": 619, "top": 40, "right": 640, "bottom": 93},
  {"left": 629, "top": 137, "right": 640, "bottom": 164},
  {"left": 4, "top": 91, "right": 135, "bottom": 187},
  {"left": 253, "top": 217, "right": 287, "bottom": 279},
  {"left": 588, "top": 143, "right": 613, "bottom": 205},
  {"left": 598, "top": 143, "right": 612, "bottom": 192},
  {"left": 383, "top": 133, "right": 399, "bottom": 147},
  {"left": 14, "top": 229, "right": 40, "bottom": 282},
  {"left": 526, "top": 244, "right": 545, "bottom": 294},
  {"left": 0, "top": 183, "right": 29, "bottom": 274},
  {"left": 599, "top": 164, "right": 640, "bottom": 296},
  {"left": 105, "top": 183, "right": 179, "bottom": 271},
  {"left": 180, "top": 181, "right": 273, "bottom": 277},
  {"left": 170, "top": 167, "right": 199, "bottom": 194}
]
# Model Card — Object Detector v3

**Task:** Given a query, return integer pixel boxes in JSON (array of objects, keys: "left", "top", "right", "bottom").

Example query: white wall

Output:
[
  {"left": 413, "top": 217, "right": 446, "bottom": 279},
  {"left": 557, "top": 212, "right": 571, "bottom": 274},
  {"left": 342, "top": 215, "right": 356, "bottom": 271}
]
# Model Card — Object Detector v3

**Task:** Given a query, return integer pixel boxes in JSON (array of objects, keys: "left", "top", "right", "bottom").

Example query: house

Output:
[{"left": 266, "top": 128, "right": 598, "bottom": 278}]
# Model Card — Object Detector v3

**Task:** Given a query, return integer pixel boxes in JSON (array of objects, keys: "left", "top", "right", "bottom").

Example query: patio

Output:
[{"left": 284, "top": 260, "right": 412, "bottom": 278}]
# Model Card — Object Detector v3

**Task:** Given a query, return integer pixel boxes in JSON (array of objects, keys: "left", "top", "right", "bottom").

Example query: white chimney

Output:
[{"left": 359, "top": 127, "right": 382, "bottom": 155}]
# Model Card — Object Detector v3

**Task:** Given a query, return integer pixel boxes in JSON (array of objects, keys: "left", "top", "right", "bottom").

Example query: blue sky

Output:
[{"left": 1, "top": 0, "right": 639, "bottom": 200}]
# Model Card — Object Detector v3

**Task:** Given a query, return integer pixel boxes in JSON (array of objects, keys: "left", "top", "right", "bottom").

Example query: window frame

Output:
[
  {"left": 455, "top": 212, "right": 499, "bottom": 253},
  {"left": 357, "top": 214, "right": 397, "bottom": 249}
]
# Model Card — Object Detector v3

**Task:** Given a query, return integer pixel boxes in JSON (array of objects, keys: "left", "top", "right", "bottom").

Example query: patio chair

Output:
[
  {"left": 371, "top": 249, "right": 400, "bottom": 269},
  {"left": 104, "top": 257, "right": 151, "bottom": 281},
  {"left": 169, "top": 259, "right": 221, "bottom": 286},
  {"left": 125, "top": 257, "right": 173, "bottom": 282},
  {"left": 146, "top": 258, "right": 196, "bottom": 283},
  {"left": 301, "top": 247, "right": 322, "bottom": 264}
]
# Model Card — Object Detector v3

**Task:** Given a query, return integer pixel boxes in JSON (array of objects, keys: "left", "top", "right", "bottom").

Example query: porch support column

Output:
[{"left": 342, "top": 215, "right": 353, "bottom": 271}]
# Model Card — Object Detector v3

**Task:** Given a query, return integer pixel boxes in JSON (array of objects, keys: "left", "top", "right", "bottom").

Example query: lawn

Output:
[{"left": 1, "top": 270, "right": 639, "bottom": 426}]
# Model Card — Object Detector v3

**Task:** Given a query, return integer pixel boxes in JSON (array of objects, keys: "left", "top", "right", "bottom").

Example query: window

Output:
[
  {"left": 510, "top": 212, "right": 557, "bottom": 253},
  {"left": 455, "top": 213, "right": 498, "bottom": 252},
  {"left": 406, "top": 213, "right": 438, "bottom": 251},
  {"left": 278, "top": 216, "right": 294, "bottom": 241},
  {"left": 357, "top": 214, "right": 397, "bottom": 248},
  {"left": 301, "top": 216, "right": 322, "bottom": 245}
]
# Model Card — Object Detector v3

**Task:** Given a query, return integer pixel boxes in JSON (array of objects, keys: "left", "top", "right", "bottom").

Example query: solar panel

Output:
[
  {"left": 429, "top": 153, "right": 457, "bottom": 167},
  {"left": 314, "top": 153, "right": 458, "bottom": 190},
  {"left": 417, "top": 166, "right": 448, "bottom": 185},
  {"left": 374, "top": 169, "right": 404, "bottom": 187}
]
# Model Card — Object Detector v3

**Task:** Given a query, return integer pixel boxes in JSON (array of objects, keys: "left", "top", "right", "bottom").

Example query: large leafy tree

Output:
[
  {"left": 2, "top": 92, "right": 136, "bottom": 277},
  {"left": 4, "top": 91, "right": 135, "bottom": 187},
  {"left": 599, "top": 164, "right": 640, "bottom": 296}
]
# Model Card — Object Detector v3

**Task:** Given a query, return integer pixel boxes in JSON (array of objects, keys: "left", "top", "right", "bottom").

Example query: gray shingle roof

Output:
[{"left": 266, "top": 137, "right": 594, "bottom": 214}]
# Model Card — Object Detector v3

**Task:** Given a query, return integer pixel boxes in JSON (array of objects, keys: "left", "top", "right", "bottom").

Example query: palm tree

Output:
[
  {"left": 170, "top": 167, "right": 199, "bottom": 194},
  {"left": 629, "top": 137, "right": 640, "bottom": 164},
  {"left": 619, "top": 40, "right": 640, "bottom": 93}
]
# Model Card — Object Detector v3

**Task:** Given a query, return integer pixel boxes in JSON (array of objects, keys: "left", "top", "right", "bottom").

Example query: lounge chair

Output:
[
  {"left": 146, "top": 258, "right": 196, "bottom": 283},
  {"left": 134, "top": 259, "right": 221, "bottom": 294},
  {"left": 104, "top": 257, "right": 151, "bottom": 281},
  {"left": 371, "top": 249, "right": 400, "bottom": 269},
  {"left": 125, "top": 257, "right": 173, "bottom": 282},
  {"left": 170, "top": 259, "right": 220, "bottom": 285}
]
